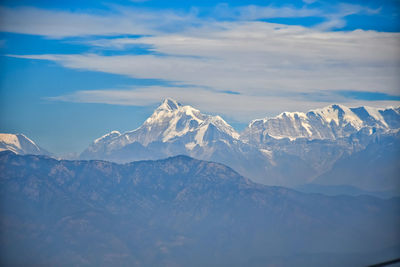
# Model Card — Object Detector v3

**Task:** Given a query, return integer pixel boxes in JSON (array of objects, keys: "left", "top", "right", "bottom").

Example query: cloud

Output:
[
  {"left": 3, "top": 4, "right": 399, "bottom": 119},
  {"left": 0, "top": 6, "right": 199, "bottom": 38},
  {"left": 48, "top": 85, "right": 400, "bottom": 121},
  {"left": 314, "top": 3, "right": 381, "bottom": 30},
  {"left": 212, "top": 3, "right": 381, "bottom": 30},
  {"left": 10, "top": 21, "right": 400, "bottom": 95},
  {"left": 0, "top": 3, "right": 381, "bottom": 38},
  {"left": 213, "top": 4, "right": 322, "bottom": 20}
]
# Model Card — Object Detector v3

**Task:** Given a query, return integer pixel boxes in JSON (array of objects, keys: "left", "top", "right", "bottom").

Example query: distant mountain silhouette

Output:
[{"left": 1, "top": 151, "right": 399, "bottom": 266}]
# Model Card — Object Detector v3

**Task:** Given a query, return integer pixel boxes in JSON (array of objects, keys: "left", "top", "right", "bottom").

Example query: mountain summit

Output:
[
  {"left": 157, "top": 98, "right": 182, "bottom": 111},
  {"left": 80, "top": 99, "right": 400, "bottom": 190},
  {"left": 241, "top": 104, "right": 400, "bottom": 144},
  {"left": 0, "top": 133, "right": 50, "bottom": 156},
  {"left": 81, "top": 98, "right": 240, "bottom": 162}
]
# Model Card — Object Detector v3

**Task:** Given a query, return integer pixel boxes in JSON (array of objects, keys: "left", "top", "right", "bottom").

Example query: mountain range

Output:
[
  {"left": 80, "top": 99, "right": 400, "bottom": 194},
  {"left": 1, "top": 99, "right": 399, "bottom": 195},
  {"left": 1, "top": 100, "right": 399, "bottom": 265},
  {"left": 1, "top": 151, "right": 399, "bottom": 266}
]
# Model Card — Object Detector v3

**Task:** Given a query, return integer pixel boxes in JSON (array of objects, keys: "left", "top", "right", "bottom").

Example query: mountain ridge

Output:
[
  {"left": 241, "top": 104, "right": 399, "bottom": 144},
  {"left": 1, "top": 151, "right": 399, "bottom": 266},
  {"left": 87, "top": 100, "right": 400, "bottom": 148},
  {"left": 0, "top": 133, "right": 50, "bottom": 156},
  {"left": 77, "top": 99, "right": 400, "bottom": 190},
  {"left": 82, "top": 98, "right": 241, "bottom": 159},
  {"left": 2, "top": 99, "right": 399, "bottom": 191}
]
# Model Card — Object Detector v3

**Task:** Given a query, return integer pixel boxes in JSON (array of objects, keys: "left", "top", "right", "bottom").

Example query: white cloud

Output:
[
  {"left": 314, "top": 3, "right": 381, "bottom": 30},
  {"left": 3, "top": 5, "right": 399, "bottom": 120},
  {"left": 0, "top": 3, "right": 379, "bottom": 38},
  {"left": 213, "top": 4, "right": 322, "bottom": 20},
  {"left": 10, "top": 21, "right": 400, "bottom": 96},
  {"left": 0, "top": 6, "right": 199, "bottom": 38},
  {"left": 48, "top": 85, "right": 400, "bottom": 122}
]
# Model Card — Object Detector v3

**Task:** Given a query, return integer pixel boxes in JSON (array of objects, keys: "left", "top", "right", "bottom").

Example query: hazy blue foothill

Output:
[{"left": 0, "top": 151, "right": 399, "bottom": 266}]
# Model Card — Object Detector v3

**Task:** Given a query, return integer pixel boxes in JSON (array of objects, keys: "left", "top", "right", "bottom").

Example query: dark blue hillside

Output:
[{"left": 0, "top": 151, "right": 399, "bottom": 266}]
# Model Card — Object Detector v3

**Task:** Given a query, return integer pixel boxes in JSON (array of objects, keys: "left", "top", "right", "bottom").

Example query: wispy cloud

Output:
[
  {"left": 10, "top": 21, "right": 400, "bottom": 94},
  {"left": 315, "top": 3, "right": 381, "bottom": 30},
  {"left": 212, "top": 3, "right": 380, "bottom": 30},
  {"left": 212, "top": 4, "right": 322, "bottom": 20},
  {"left": 48, "top": 85, "right": 400, "bottom": 121},
  {"left": 3, "top": 4, "right": 399, "bottom": 119},
  {"left": 0, "top": 3, "right": 382, "bottom": 38},
  {"left": 0, "top": 6, "right": 199, "bottom": 38}
]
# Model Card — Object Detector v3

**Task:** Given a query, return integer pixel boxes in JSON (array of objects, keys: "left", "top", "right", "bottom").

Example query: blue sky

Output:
[{"left": 0, "top": 0, "right": 399, "bottom": 154}]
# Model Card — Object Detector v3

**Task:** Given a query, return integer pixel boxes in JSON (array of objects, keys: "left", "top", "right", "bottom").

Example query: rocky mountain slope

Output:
[
  {"left": 0, "top": 133, "right": 50, "bottom": 156},
  {"left": 1, "top": 151, "right": 399, "bottom": 266},
  {"left": 313, "top": 131, "right": 400, "bottom": 192},
  {"left": 241, "top": 104, "right": 399, "bottom": 143},
  {"left": 79, "top": 99, "right": 400, "bottom": 192},
  {"left": 80, "top": 99, "right": 268, "bottom": 183},
  {"left": 3, "top": 99, "right": 398, "bottom": 193},
  {"left": 81, "top": 98, "right": 241, "bottom": 160}
]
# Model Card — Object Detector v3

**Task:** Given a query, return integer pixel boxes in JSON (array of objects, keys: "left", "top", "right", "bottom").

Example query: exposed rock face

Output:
[
  {"left": 241, "top": 104, "right": 400, "bottom": 144},
  {"left": 79, "top": 99, "right": 400, "bottom": 191}
]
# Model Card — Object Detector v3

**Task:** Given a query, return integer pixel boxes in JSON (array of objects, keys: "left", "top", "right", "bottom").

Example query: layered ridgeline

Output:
[
  {"left": 0, "top": 133, "right": 50, "bottom": 156},
  {"left": 80, "top": 99, "right": 400, "bottom": 193},
  {"left": 1, "top": 151, "right": 399, "bottom": 266},
  {"left": 81, "top": 98, "right": 241, "bottom": 160},
  {"left": 241, "top": 104, "right": 400, "bottom": 142},
  {"left": 241, "top": 104, "right": 400, "bottom": 194},
  {"left": 80, "top": 98, "right": 268, "bottom": 184}
]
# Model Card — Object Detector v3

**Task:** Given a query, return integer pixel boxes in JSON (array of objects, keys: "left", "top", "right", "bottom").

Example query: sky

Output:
[{"left": 0, "top": 0, "right": 399, "bottom": 155}]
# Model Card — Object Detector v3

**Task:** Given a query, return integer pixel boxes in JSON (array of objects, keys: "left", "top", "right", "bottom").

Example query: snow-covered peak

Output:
[
  {"left": 275, "top": 111, "right": 308, "bottom": 121},
  {"left": 311, "top": 104, "right": 363, "bottom": 128},
  {"left": 241, "top": 104, "right": 400, "bottom": 144},
  {"left": 145, "top": 101, "right": 204, "bottom": 125},
  {"left": 141, "top": 100, "right": 240, "bottom": 145},
  {"left": 349, "top": 106, "right": 397, "bottom": 128},
  {"left": 0, "top": 133, "right": 24, "bottom": 149},
  {"left": 82, "top": 99, "right": 240, "bottom": 158},
  {"left": 94, "top": 131, "right": 121, "bottom": 144},
  {"left": 202, "top": 115, "right": 240, "bottom": 140},
  {"left": 0, "top": 133, "right": 49, "bottom": 155},
  {"left": 157, "top": 98, "right": 182, "bottom": 111}
]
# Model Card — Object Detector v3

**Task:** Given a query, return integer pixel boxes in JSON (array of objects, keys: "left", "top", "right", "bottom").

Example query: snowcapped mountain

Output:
[
  {"left": 238, "top": 104, "right": 400, "bottom": 189},
  {"left": 80, "top": 99, "right": 271, "bottom": 184},
  {"left": 81, "top": 98, "right": 242, "bottom": 162},
  {"left": 241, "top": 104, "right": 400, "bottom": 145},
  {"left": 80, "top": 99, "right": 399, "bottom": 191},
  {"left": 0, "top": 133, "right": 50, "bottom": 156}
]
